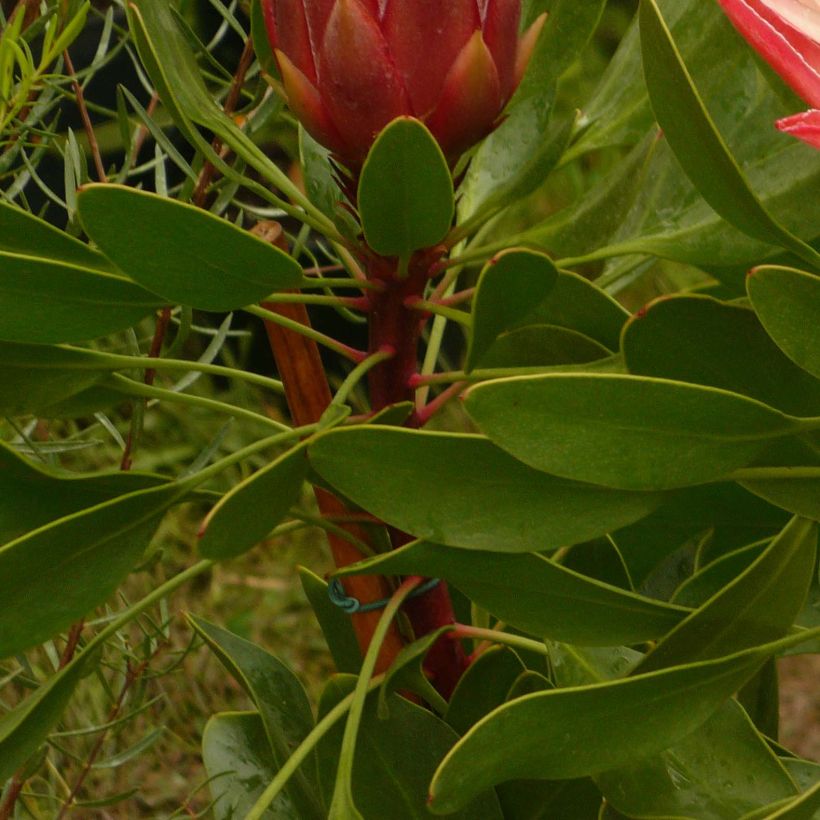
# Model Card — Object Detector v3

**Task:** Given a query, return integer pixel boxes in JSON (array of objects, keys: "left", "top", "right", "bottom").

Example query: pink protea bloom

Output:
[
  {"left": 717, "top": 0, "right": 820, "bottom": 149},
  {"left": 261, "top": 0, "right": 546, "bottom": 166}
]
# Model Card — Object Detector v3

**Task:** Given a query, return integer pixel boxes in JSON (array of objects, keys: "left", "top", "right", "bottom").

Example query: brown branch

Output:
[
  {"left": 191, "top": 34, "right": 255, "bottom": 208},
  {"left": 253, "top": 223, "right": 405, "bottom": 674},
  {"left": 55, "top": 660, "right": 149, "bottom": 819},
  {"left": 62, "top": 49, "right": 107, "bottom": 184}
]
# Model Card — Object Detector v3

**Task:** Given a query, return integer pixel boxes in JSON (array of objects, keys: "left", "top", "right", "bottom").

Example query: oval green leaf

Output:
[
  {"left": 0, "top": 440, "right": 170, "bottom": 546},
  {"left": 191, "top": 616, "right": 322, "bottom": 818},
  {"left": 635, "top": 516, "right": 817, "bottom": 674},
  {"left": 0, "top": 483, "right": 182, "bottom": 658},
  {"left": 623, "top": 295, "right": 820, "bottom": 417},
  {"left": 428, "top": 636, "right": 808, "bottom": 813},
  {"left": 335, "top": 540, "right": 689, "bottom": 646},
  {"left": 0, "top": 253, "right": 163, "bottom": 343},
  {"left": 0, "top": 200, "right": 112, "bottom": 271},
  {"left": 464, "top": 374, "right": 805, "bottom": 490},
  {"left": 198, "top": 445, "right": 308, "bottom": 560},
  {"left": 466, "top": 249, "right": 559, "bottom": 372},
  {"left": 477, "top": 324, "right": 611, "bottom": 370},
  {"left": 639, "top": 0, "right": 820, "bottom": 269},
  {"left": 78, "top": 185, "right": 303, "bottom": 311},
  {"left": 358, "top": 118, "right": 454, "bottom": 258},
  {"left": 309, "top": 427, "right": 663, "bottom": 552},
  {"left": 747, "top": 266, "right": 820, "bottom": 381},
  {"left": 203, "top": 712, "right": 281, "bottom": 820}
]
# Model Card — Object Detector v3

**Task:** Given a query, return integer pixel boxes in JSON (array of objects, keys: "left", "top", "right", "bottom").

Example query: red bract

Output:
[
  {"left": 261, "top": 0, "right": 546, "bottom": 166},
  {"left": 717, "top": 0, "right": 820, "bottom": 149}
]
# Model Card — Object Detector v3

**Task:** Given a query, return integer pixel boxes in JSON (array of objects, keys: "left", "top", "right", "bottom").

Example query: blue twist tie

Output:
[{"left": 327, "top": 577, "right": 441, "bottom": 615}]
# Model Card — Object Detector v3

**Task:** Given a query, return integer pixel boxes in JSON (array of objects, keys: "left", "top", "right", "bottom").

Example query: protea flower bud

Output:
[
  {"left": 261, "top": 0, "right": 546, "bottom": 166},
  {"left": 717, "top": 0, "right": 820, "bottom": 149}
]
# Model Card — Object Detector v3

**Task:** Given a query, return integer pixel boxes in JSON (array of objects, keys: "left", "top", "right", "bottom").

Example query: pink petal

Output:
[
  {"left": 318, "top": 0, "right": 411, "bottom": 163},
  {"left": 761, "top": 0, "right": 820, "bottom": 44},
  {"left": 425, "top": 30, "right": 502, "bottom": 159},
  {"left": 777, "top": 107, "right": 820, "bottom": 148},
  {"left": 483, "top": 0, "right": 521, "bottom": 103},
  {"left": 276, "top": 49, "right": 349, "bottom": 156},
  {"left": 381, "top": 0, "right": 482, "bottom": 116},
  {"left": 264, "top": 0, "right": 317, "bottom": 82},
  {"left": 717, "top": 0, "right": 820, "bottom": 107}
]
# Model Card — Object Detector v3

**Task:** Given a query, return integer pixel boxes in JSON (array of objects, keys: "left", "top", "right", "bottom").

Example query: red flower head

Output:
[
  {"left": 261, "top": 0, "right": 546, "bottom": 166},
  {"left": 717, "top": 0, "right": 820, "bottom": 149}
]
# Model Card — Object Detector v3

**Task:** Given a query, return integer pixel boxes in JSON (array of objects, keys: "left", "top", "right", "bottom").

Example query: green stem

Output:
[
  {"left": 453, "top": 625, "right": 549, "bottom": 657},
  {"left": 99, "top": 351, "right": 285, "bottom": 394},
  {"left": 407, "top": 299, "right": 472, "bottom": 327},
  {"left": 245, "top": 676, "right": 385, "bottom": 820},
  {"left": 331, "top": 348, "right": 395, "bottom": 410},
  {"left": 246, "top": 305, "right": 366, "bottom": 362},
  {"left": 87, "top": 560, "right": 214, "bottom": 654},
  {"left": 301, "top": 278, "right": 383, "bottom": 291},
  {"left": 177, "top": 424, "right": 319, "bottom": 489},
  {"left": 261, "top": 293, "right": 364, "bottom": 307},
  {"left": 107, "top": 374, "right": 290, "bottom": 432},
  {"left": 329, "top": 578, "right": 424, "bottom": 818}
]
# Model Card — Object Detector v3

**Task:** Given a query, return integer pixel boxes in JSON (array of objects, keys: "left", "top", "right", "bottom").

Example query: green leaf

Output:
[
  {"left": 249, "top": 0, "right": 277, "bottom": 77},
  {"left": 202, "top": 712, "right": 281, "bottom": 820},
  {"left": 741, "top": 476, "right": 820, "bottom": 523},
  {"left": 189, "top": 616, "right": 323, "bottom": 818},
  {"left": 613, "top": 482, "right": 790, "bottom": 587},
  {"left": 0, "top": 441, "right": 170, "bottom": 546},
  {"left": 379, "top": 628, "right": 450, "bottom": 717},
  {"left": 465, "top": 374, "right": 806, "bottom": 490},
  {"left": 498, "top": 778, "right": 603, "bottom": 820},
  {"left": 427, "top": 633, "right": 818, "bottom": 813},
  {"left": 445, "top": 647, "right": 525, "bottom": 736},
  {"left": 358, "top": 118, "right": 453, "bottom": 258},
  {"left": 316, "top": 676, "right": 504, "bottom": 820},
  {"left": 525, "top": 130, "right": 659, "bottom": 261},
  {"left": 0, "top": 200, "right": 111, "bottom": 271},
  {"left": 476, "top": 325, "right": 611, "bottom": 370},
  {"left": 563, "top": 538, "right": 633, "bottom": 591},
  {"left": 0, "top": 252, "right": 163, "bottom": 343},
  {"left": 298, "top": 567, "right": 361, "bottom": 675},
  {"left": 458, "top": 96, "right": 570, "bottom": 231},
  {"left": 672, "top": 541, "right": 768, "bottom": 608},
  {"left": 572, "top": 0, "right": 820, "bottom": 271},
  {"left": 300, "top": 127, "right": 347, "bottom": 227},
  {"left": 747, "top": 266, "right": 820, "bottom": 381},
  {"left": 466, "top": 250, "right": 559, "bottom": 372},
  {"left": 623, "top": 295, "right": 820, "bottom": 417},
  {"left": 740, "top": 780, "right": 820, "bottom": 819},
  {"left": 516, "top": 0, "right": 606, "bottom": 103},
  {"left": 0, "top": 483, "right": 182, "bottom": 658},
  {"left": 309, "top": 427, "right": 663, "bottom": 552},
  {"left": 127, "top": 1, "right": 318, "bottom": 224},
  {"left": 595, "top": 700, "right": 794, "bottom": 820},
  {"left": 635, "top": 517, "right": 817, "bottom": 674},
  {"left": 335, "top": 541, "right": 689, "bottom": 646},
  {"left": 638, "top": 0, "right": 820, "bottom": 269},
  {"left": 78, "top": 185, "right": 303, "bottom": 311},
  {"left": 198, "top": 445, "right": 308, "bottom": 560},
  {"left": 0, "top": 653, "right": 91, "bottom": 783},
  {"left": 0, "top": 341, "right": 119, "bottom": 416},
  {"left": 517, "top": 270, "right": 629, "bottom": 351}
]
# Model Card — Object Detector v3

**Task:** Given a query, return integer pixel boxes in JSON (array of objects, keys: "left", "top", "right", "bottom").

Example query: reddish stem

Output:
[{"left": 366, "top": 252, "right": 468, "bottom": 699}]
